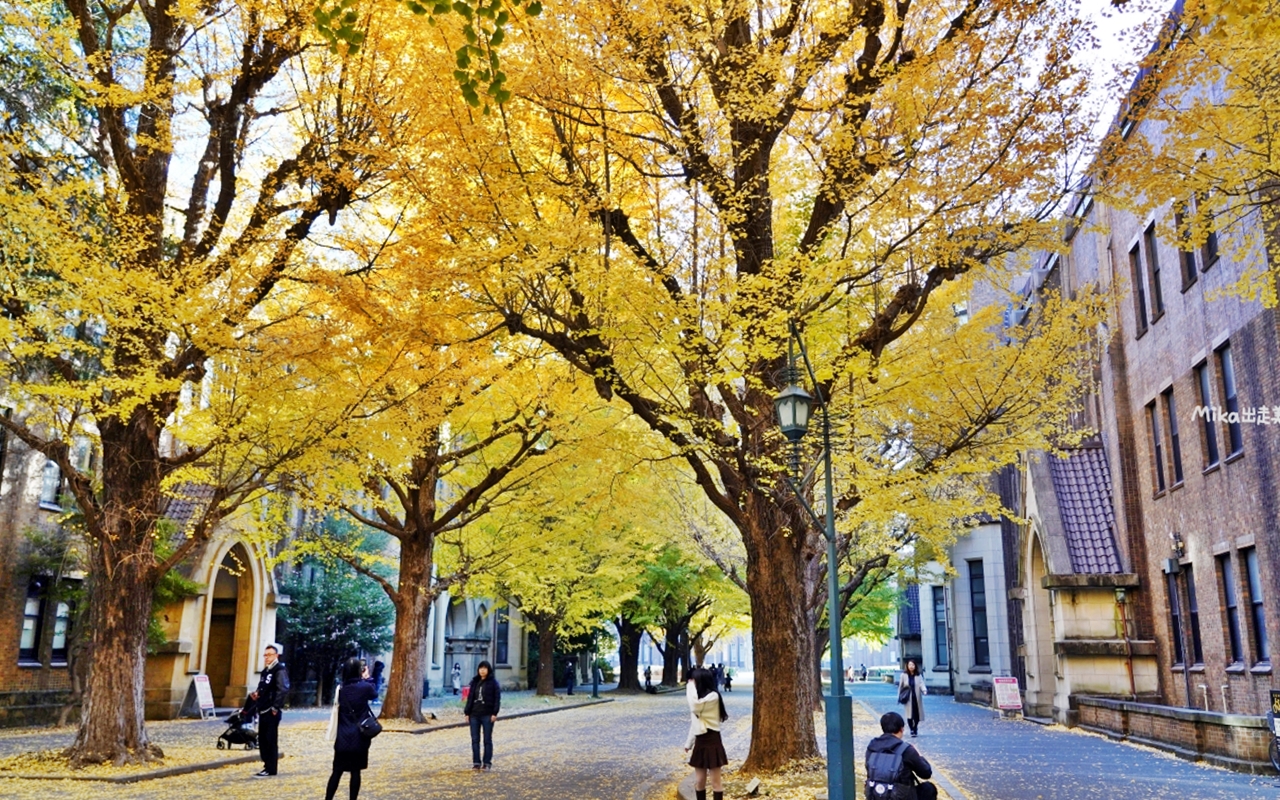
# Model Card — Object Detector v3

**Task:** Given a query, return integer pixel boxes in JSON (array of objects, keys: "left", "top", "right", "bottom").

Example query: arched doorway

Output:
[
  {"left": 1024, "top": 533, "right": 1057, "bottom": 717},
  {"left": 206, "top": 545, "right": 255, "bottom": 706}
]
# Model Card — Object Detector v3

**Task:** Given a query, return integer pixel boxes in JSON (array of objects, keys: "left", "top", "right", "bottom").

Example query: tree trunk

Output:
[
  {"left": 535, "top": 620, "right": 557, "bottom": 696},
  {"left": 660, "top": 626, "right": 681, "bottom": 685},
  {"left": 614, "top": 615, "right": 643, "bottom": 691},
  {"left": 380, "top": 535, "right": 435, "bottom": 722},
  {"left": 739, "top": 503, "right": 822, "bottom": 772},
  {"left": 70, "top": 535, "right": 159, "bottom": 765}
]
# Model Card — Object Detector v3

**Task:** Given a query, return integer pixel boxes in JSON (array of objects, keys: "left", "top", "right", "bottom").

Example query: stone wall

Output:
[{"left": 1074, "top": 695, "right": 1273, "bottom": 774}]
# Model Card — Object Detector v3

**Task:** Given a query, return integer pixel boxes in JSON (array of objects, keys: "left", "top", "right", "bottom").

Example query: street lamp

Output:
[{"left": 773, "top": 321, "right": 855, "bottom": 800}]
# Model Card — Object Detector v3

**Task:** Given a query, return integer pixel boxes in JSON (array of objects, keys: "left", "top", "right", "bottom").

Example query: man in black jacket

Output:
[
  {"left": 864, "top": 712, "right": 937, "bottom": 800},
  {"left": 250, "top": 643, "right": 291, "bottom": 777}
]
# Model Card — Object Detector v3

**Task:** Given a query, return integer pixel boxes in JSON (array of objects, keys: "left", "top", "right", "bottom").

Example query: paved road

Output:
[
  {"left": 852, "top": 681, "right": 1280, "bottom": 800},
  {"left": 0, "top": 688, "right": 753, "bottom": 800}
]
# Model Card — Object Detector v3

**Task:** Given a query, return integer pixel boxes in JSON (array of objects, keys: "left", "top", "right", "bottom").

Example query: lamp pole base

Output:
[{"left": 825, "top": 693, "right": 856, "bottom": 800}]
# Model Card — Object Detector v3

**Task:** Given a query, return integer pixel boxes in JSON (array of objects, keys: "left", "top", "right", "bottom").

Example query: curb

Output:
[
  {"left": 5, "top": 752, "right": 261, "bottom": 784},
  {"left": 386, "top": 697, "right": 614, "bottom": 735}
]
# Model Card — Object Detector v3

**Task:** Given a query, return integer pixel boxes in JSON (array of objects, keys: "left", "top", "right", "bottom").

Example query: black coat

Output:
[
  {"left": 463, "top": 676, "right": 501, "bottom": 717},
  {"left": 254, "top": 661, "right": 291, "bottom": 713},
  {"left": 865, "top": 732, "right": 933, "bottom": 784},
  {"left": 334, "top": 680, "right": 378, "bottom": 762}
]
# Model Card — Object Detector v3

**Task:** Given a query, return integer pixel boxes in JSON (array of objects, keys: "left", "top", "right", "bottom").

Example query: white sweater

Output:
[{"left": 685, "top": 681, "right": 722, "bottom": 748}]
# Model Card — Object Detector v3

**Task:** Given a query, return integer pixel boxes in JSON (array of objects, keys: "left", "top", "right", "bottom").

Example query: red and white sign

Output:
[{"left": 993, "top": 676, "right": 1022, "bottom": 710}]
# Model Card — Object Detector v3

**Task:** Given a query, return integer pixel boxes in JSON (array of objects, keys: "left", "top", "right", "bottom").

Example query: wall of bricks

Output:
[{"left": 1076, "top": 696, "right": 1273, "bottom": 773}]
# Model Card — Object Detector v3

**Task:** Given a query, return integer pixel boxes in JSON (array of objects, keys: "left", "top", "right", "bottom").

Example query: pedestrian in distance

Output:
[
  {"left": 723, "top": 667, "right": 732, "bottom": 693},
  {"left": 861, "top": 663, "right": 869, "bottom": 682},
  {"left": 684, "top": 666, "right": 729, "bottom": 800},
  {"left": 250, "top": 642, "right": 290, "bottom": 777},
  {"left": 564, "top": 659, "right": 576, "bottom": 695},
  {"left": 451, "top": 662, "right": 462, "bottom": 695},
  {"left": 324, "top": 657, "right": 378, "bottom": 800},
  {"left": 370, "top": 660, "right": 385, "bottom": 699},
  {"left": 644, "top": 664, "right": 652, "bottom": 691},
  {"left": 864, "top": 711, "right": 937, "bottom": 800},
  {"left": 463, "top": 660, "right": 501, "bottom": 770},
  {"left": 897, "top": 659, "right": 927, "bottom": 737}
]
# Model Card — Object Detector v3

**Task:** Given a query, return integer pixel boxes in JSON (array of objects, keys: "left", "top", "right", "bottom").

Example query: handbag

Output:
[
  {"left": 897, "top": 685, "right": 911, "bottom": 704},
  {"left": 358, "top": 708, "right": 383, "bottom": 739}
]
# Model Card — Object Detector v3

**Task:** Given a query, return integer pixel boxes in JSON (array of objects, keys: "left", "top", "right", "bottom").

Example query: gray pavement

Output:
[
  {"left": 0, "top": 686, "right": 743, "bottom": 800},
  {"left": 851, "top": 680, "right": 1280, "bottom": 800}
]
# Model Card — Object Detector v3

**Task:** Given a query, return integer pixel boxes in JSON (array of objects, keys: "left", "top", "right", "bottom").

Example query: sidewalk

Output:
[{"left": 852, "top": 681, "right": 1280, "bottom": 799}]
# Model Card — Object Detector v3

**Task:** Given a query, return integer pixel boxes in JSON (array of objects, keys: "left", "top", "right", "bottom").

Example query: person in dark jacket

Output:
[
  {"left": 250, "top": 642, "right": 290, "bottom": 777},
  {"left": 326, "top": 657, "right": 378, "bottom": 800},
  {"left": 463, "top": 660, "right": 501, "bottom": 769},
  {"left": 864, "top": 712, "right": 937, "bottom": 800},
  {"left": 564, "top": 659, "right": 576, "bottom": 695}
]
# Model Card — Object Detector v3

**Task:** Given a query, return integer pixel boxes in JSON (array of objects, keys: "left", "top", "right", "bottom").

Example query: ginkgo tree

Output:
[
  {"left": 1098, "top": 0, "right": 1280, "bottom": 305},
  {"left": 412, "top": 0, "right": 1104, "bottom": 770},
  {"left": 0, "top": 0, "right": 431, "bottom": 765}
]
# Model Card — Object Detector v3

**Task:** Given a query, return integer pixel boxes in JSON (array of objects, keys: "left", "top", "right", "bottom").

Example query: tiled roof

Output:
[
  {"left": 1047, "top": 447, "right": 1124, "bottom": 573},
  {"left": 161, "top": 483, "right": 217, "bottom": 537},
  {"left": 901, "top": 584, "right": 922, "bottom": 635}
]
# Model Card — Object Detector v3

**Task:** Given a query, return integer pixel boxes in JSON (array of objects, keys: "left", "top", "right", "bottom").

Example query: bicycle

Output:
[{"left": 1269, "top": 708, "right": 1280, "bottom": 773}]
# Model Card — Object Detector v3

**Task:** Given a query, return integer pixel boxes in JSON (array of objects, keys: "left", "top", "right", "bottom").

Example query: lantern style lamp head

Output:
[{"left": 774, "top": 383, "right": 814, "bottom": 442}]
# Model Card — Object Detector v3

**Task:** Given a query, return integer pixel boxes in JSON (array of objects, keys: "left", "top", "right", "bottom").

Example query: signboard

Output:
[
  {"left": 993, "top": 676, "right": 1022, "bottom": 710},
  {"left": 1271, "top": 690, "right": 1280, "bottom": 734},
  {"left": 194, "top": 675, "right": 216, "bottom": 719}
]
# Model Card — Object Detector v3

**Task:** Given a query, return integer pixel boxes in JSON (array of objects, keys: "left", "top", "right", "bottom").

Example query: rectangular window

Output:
[
  {"left": 1243, "top": 548, "right": 1270, "bottom": 665},
  {"left": 1218, "top": 554, "right": 1244, "bottom": 665},
  {"left": 1163, "top": 388, "right": 1183, "bottom": 485},
  {"left": 1144, "top": 223, "right": 1164, "bottom": 319},
  {"left": 1174, "top": 205, "right": 1198, "bottom": 289},
  {"left": 1217, "top": 344, "right": 1243, "bottom": 456},
  {"left": 1195, "top": 363, "right": 1220, "bottom": 467},
  {"left": 494, "top": 604, "right": 510, "bottom": 665},
  {"left": 932, "top": 586, "right": 949, "bottom": 668},
  {"left": 19, "top": 579, "right": 46, "bottom": 663},
  {"left": 1167, "top": 572, "right": 1185, "bottom": 666},
  {"left": 1147, "top": 402, "right": 1166, "bottom": 493},
  {"left": 1198, "top": 193, "right": 1219, "bottom": 269},
  {"left": 50, "top": 601, "right": 72, "bottom": 662},
  {"left": 968, "top": 560, "right": 989, "bottom": 667},
  {"left": 1129, "top": 243, "right": 1149, "bottom": 335},
  {"left": 1183, "top": 565, "right": 1203, "bottom": 665},
  {"left": 39, "top": 460, "right": 62, "bottom": 510}
]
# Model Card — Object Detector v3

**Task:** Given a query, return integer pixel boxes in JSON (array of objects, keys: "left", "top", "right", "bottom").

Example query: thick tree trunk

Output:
[
  {"left": 739, "top": 502, "right": 822, "bottom": 772},
  {"left": 380, "top": 536, "right": 435, "bottom": 722},
  {"left": 535, "top": 621, "right": 557, "bottom": 696},
  {"left": 614, "top": 615, "right": 643, "bottom": 691},
  {"left": 69, "top": 415, "right": 166, "bottom": 766}
]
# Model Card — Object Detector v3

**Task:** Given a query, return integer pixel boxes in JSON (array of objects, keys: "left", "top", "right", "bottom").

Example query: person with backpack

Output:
[{"left": 864, "top": 712, "right": 937, "bottom": 800}]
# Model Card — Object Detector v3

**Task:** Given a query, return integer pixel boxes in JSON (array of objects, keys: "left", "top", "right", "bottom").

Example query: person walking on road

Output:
[
  {"left": 325, "top": 657, "right": 378, "bottom": 800},
  {"left": 250, "top": 642, "right": 290, "bottom": 777},
  {"left": 898, "top": 659, "right": 926, "bottom": 737},
  {"left": 684, "top": 666, "right": 729, "bottom": 800},
  {"left": 644, "top": 664, "right": 652, "bottom": 691},
  {"left": 463, "top": 660, "right": 501, "bottom": 770},
  {"left": 865, "top": 711, "right": 937, "bottom": 800},
  {"left": 451, "top": 662, "right": 462, "bottom": 695}
]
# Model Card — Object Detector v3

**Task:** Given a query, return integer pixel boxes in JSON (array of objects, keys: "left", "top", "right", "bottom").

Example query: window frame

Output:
[
  {"left": 968, "top": 560, "right": 990, "bottom": 668},
  {"left": 1217, "top": 344, "right": 1243, "bottom": 457},
  {"left": 1173, "top": 204, "right": 1198, "bottom": 290},
  {"left": 1195, "top": 362, "right": 1220, "bottom": 468},
  {"left": 1183, "top": 564, "right": 1204, "bottom": 666},
  {"left": 1129, "top": 242, "right": 1149, "bottom": 336},
  {"left": 1167, "top": 572, "right": 1185, "bottom": 667},
  {"left": 1162, "top": 387, "right": 1183, "bottom": 486},
  {"left": 19, "top": 579, "right": 47, "bottom": 664},
  {"left": 932, "top": 586, "right": 949, "bottom": 669},
  {"left": 1218, "top": 554, "right": 1244, "bottom": 666},
  {"left": 38, "top": 460, "right": 63, "bottom": 511},
  {"left": 1147, "top": 401, "right": 1166, "bottom": 494},
  {"left": 1143, "top": 222, "right": 1165, "bottom": 320},
  {"left": 1242, "top": 548, "right": 1270, "bottom": 666}
]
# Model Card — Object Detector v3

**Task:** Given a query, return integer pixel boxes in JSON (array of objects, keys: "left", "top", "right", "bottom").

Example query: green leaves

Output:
[{"left": 313, "top": 0, "right": 532, "bottom": 109}]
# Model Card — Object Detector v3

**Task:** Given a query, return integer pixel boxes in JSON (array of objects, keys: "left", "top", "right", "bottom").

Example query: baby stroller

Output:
[{"left": 216, "top": 698, "right": 259, "bottom": 750}]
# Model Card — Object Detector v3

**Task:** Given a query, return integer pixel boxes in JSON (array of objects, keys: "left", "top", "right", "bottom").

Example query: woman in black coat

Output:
[
  {"left": 326, "top": 657, "right": 378, "bottom": 800},
  {"left": 462, "top": 660, "right": 501, "bottom": 769}
]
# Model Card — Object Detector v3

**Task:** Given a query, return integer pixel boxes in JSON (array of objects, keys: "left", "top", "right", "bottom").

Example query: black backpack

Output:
[{"left": 865, "top": 739, "right": 915, "bottom": 800}]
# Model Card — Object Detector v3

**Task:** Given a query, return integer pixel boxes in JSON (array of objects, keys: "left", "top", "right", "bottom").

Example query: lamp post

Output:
[{"left": 773, "top": 321, "right": 856, "bottom": 800}]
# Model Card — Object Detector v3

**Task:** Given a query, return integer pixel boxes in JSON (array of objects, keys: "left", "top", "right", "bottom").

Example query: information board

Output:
[
  {"left": 993, "top": 676, "right": 1022, "bottom": 710},
  {"left": 194, "top": 674, "right": 216, "bottom": 718}
]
